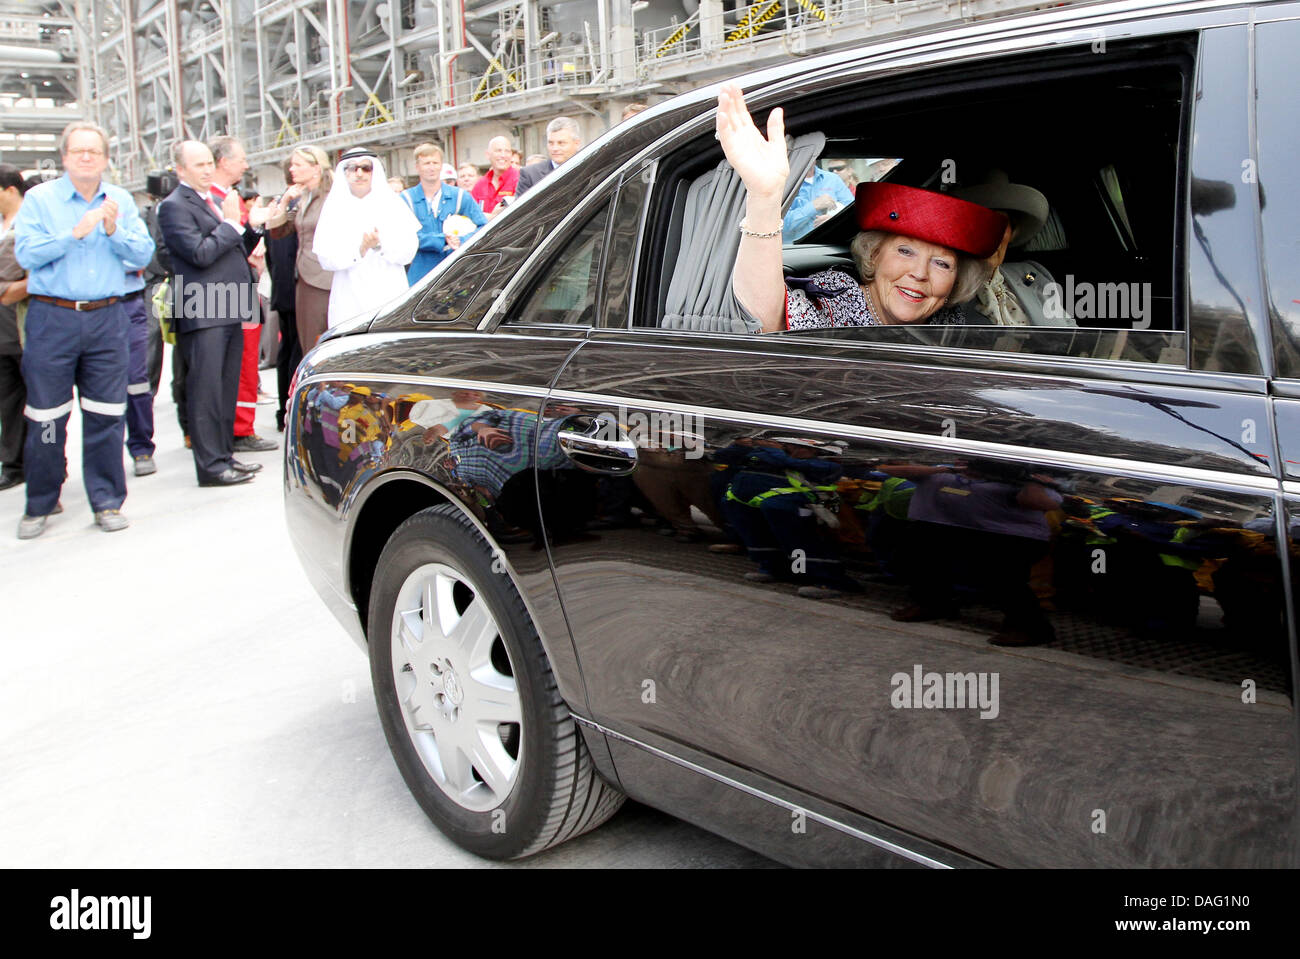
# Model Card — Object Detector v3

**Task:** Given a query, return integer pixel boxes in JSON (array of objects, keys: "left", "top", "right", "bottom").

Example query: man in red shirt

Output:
[{"left": 470, "top": 136, "right": 519, "bottom": 217}]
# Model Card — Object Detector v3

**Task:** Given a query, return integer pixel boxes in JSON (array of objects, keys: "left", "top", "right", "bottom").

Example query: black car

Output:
[{"left": 285, "top": 0, "right": 1300, "bottom": 867}]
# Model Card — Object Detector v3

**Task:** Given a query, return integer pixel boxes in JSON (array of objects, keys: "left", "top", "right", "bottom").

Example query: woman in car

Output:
[{"left": 716, "top": 83, "right": 1007, "bottom": 334}]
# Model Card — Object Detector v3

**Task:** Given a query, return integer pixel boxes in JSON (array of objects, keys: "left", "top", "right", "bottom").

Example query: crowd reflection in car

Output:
[{"left": 293, "top": 382, "right": 1290, "bottom": 686}]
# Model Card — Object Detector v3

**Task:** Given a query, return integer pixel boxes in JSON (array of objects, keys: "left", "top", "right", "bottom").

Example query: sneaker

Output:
[
  {"left": 132, "top": 455, "right": 157, "bottom": 477},
  {"left": 93, "top": 509, "right": 130, "bottom": 532},
  {"left": 232, "top": 434, "right": 277, "bottom": 452},
  {"left": 17, "top": 513, "right": 48, "bottom": 539}
]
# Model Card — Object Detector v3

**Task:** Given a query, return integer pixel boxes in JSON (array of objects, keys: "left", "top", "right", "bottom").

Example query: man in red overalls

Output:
[{"left": 209, "top": 136, "right": 276, "bottom": 453}]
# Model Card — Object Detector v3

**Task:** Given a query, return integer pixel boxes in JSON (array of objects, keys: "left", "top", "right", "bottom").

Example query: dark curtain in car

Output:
[{"left": 662, "top": 132, "right": 827, "bottom": 333}]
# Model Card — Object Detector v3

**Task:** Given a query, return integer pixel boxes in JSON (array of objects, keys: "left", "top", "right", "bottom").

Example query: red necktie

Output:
[{"left": 211, "top": 187, "right": 248, "bottom": 226}]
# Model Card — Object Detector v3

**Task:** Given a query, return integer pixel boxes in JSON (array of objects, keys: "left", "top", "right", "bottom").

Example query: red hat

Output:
[{"left": 855, "top": 182, "right": 1008, "bottom": 258}]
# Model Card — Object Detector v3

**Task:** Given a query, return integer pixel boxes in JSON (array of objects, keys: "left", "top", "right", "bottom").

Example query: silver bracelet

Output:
[{"left": 738, "top": 218, "right": 782, "bottom": 239}]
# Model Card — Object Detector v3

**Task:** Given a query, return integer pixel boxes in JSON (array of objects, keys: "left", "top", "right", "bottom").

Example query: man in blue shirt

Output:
[
  {"left": 782, "top": 162, "right": 855, "bottom": 241},
  {"left": 12, "top": 121, "right": 154, "bottom": 538},
  {"left": 403, "top": 142, "right": 487, "bottom": 285}
]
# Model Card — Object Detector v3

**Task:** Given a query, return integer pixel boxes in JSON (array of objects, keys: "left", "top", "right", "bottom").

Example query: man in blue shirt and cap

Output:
[{"left": 13, "top": 121, "right": 154, "bottom": 539}]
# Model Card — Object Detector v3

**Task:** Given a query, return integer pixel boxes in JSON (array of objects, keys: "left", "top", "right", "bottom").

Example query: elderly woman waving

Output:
[{"left": 716, "top": 83, "right": 1007, "bottom": 334}]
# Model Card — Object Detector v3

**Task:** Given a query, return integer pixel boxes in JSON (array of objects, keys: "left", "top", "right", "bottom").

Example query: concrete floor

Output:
[{"left": 0, "top": 365, "right": 775, "bottom": 868}]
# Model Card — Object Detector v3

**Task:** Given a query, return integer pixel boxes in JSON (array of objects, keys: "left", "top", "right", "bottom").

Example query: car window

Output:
[
  {"left": 783, "top": 156, "right": 899, "bottom": 242},
  {"left": 508, "top": 200, "right": 611, "bottom": 327},
  {"left": 602, "top": 168, "right": 651, "bottom": 329},
  {"left": 635, "top": 44, "right": 1190, "bottom": 366},
  {"left": 1097, "top": 164, "right": 1137, "bottom": 252},
  {"left": 408, "top": 252, "right": 502, "bottom": 324}
]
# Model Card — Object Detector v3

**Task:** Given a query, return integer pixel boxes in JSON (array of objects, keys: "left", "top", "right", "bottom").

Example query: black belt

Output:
[
  {"left": 122, "top": 289, "right": 145, "bottom": 302},
  {"left": 30, "top": 294, "right": 122, "bottom": 312}
]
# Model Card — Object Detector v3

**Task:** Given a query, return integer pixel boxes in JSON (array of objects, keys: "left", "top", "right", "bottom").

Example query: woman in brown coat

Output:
[{"left": 266, "top": 145, "right": 333, "bottom": 351}]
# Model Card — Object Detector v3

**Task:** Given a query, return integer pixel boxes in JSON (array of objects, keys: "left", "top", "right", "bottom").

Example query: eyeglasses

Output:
[
  {"left": 67, "top": 148, "right": 105, "bottom": 158},
  {"left": 827, "top": 164, "right": 847, "bottom": 173},
  {"left": 345, "top": 162, "right": 373, "bottom": 174}
]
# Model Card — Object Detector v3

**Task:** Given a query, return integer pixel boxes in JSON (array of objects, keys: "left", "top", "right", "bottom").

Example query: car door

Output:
[{"left": 534, "top": 22, "right": 1298, "bottom": 867}]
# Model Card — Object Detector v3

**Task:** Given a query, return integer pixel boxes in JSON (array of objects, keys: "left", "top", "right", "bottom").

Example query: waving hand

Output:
[{"left": 716, "top": 83, "right": 788, "bottom": 201}]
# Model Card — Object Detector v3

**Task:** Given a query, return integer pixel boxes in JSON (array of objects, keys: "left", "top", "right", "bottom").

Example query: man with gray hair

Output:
[
  {"left": 12, "top": 121, "right": 154, "bottom": 538},
  {"left": 514, "top": 117, "right": 583, "bottom": 199}
]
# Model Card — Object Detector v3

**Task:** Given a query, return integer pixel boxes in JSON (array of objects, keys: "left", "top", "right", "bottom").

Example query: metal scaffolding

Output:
[
  {"left": 3, "top": 0, "right": 1084, "bottom": 186},
  {"left": 0, "top": 1, "right": 79, "bottom": 171}
]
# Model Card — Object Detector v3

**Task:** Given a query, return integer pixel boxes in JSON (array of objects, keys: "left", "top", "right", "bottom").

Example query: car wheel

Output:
[{"left": 367, "top": 504, "right": 625, "bottom": 859}]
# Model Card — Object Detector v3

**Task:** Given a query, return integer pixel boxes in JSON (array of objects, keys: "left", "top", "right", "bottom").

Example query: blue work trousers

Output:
[
  {"left": 21, "top": 299, "right": 128, "bottom": 516},
  {"left": 723, "top": 472, "right": 843, "bottom": 582},
  {"left": 124, "top": 293, "right": 156, "bottom": 458}
]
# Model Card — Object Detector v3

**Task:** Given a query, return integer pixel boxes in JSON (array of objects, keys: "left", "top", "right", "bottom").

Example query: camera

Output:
[{"left": 146, "top": 169, "right": 178, "bottom": 197}]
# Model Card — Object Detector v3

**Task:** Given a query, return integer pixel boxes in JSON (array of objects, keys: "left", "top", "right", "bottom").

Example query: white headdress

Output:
[{"left": 313, "top": 149, "right": 421, "bottom": 271}]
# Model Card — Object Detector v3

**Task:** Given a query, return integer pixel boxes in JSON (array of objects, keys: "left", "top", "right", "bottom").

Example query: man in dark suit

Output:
[
  {"left": 514, "top": 117, "right": 583, "bottom": 200},
  {"left": 156, "top": 140, "right": 263, "bottom": 487}
]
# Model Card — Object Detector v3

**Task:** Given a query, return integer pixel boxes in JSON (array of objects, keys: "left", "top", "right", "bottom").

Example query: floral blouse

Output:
[{"left": 783, "top": 268, "right": 965, "bottom": 331}]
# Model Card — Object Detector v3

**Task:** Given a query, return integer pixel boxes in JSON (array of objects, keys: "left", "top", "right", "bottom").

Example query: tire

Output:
[{"left": 367, "top": 504, "right": 625, "bottom": 859}]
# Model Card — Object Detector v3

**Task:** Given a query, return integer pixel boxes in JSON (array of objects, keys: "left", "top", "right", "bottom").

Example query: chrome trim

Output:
[
  {"left": 570, "top": 714, "right": 952, "bottom": 869},
  {"left": 295, "top": 369, "right": 1279, "bottom": 492},
  {"left": 547, "top": 386, "right": 1282, "bottom": 493},
  {"left": 595, "top": 328, "right": 1272, "bottom": 394},
  {"left": 1283, "top": 481, "right": 1300, "bottom": 497}
]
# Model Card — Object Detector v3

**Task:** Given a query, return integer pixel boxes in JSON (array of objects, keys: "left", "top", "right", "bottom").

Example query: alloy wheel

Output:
[{"left": 389, "top": 562, "right": 523, "bottom": 812}]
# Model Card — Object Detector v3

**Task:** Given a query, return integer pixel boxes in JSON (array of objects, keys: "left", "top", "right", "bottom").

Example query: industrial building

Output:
[{"left": 3, "top": 0, "right": 1063, "bottom": 188}]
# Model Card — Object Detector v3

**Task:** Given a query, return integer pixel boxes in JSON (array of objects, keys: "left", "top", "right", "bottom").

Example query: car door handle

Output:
[{"left": 556, "top": 414, "right": 639, "bottom": 475}]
